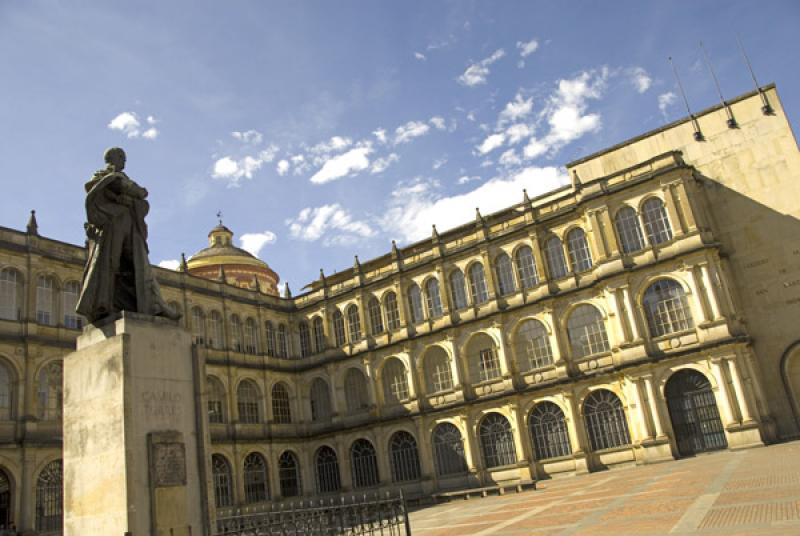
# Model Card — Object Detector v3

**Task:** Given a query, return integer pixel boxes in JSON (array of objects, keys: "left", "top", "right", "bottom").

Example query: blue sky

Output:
[{"left": 1, "top": 1, "right": 798, "bottom": 293}]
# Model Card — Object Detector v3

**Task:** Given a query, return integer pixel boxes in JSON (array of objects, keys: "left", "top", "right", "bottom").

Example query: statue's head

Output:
[{"left": 104, "top": 147, "right": 126, "bottom": 171}]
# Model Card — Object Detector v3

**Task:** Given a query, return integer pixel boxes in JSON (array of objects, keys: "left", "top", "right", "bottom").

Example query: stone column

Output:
[
  {"left": 587, "top": 209, "right": 608, "bottom": 261},
  {"left": 622, "top": 285, "right": 642, "bottom": 341},
  {"left": 662, "top": 184, "right": 685, "bottom": 236},
  {"left": 605, "top": 287, "right": 627, "bottom": 347},
  {"left": 628, "top": 378, "right": 651, "bottom": 440},
  {"left": 643, "top": 375, "right": 665, "bottom": 438},
  {"left": 710, "top": 359, "right": 736, "bottom": 425},
  {"left": 528, "top": 231, "right": 548, "bottom": 284},
  {"left": 699, "top": 263, "right": 722, "bottom": 321},
  {"left": 673, "top": 180, "right": 698, "bottom": 232},
  {"left": 479, "top": 248, "right": 498, "bottom": 300},
  {"left": 687, "top": 267, "right": 712, "bottom": 324},
  {"left": 563, "top": 393, "right": 589, "bottom": 473},
  {"left": 599, "top": 207, "right": 620, "bottom": 257},
  {"left": 727, "top": 357, "right": 754, "bottom": 422}
]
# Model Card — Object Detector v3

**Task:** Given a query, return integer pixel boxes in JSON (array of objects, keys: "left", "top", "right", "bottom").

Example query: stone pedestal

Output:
[{"left": 63, "top": 313, "right": 207, "bottom": 536}]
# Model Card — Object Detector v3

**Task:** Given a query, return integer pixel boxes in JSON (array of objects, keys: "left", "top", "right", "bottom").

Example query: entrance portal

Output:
[{"left": 666, "top": 369, "right": 727, "bottom": 456}]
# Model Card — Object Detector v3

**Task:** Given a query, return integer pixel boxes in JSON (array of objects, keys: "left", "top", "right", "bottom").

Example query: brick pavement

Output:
[{"left": 408, "top": 441, "right": 800, "bottom": 535}]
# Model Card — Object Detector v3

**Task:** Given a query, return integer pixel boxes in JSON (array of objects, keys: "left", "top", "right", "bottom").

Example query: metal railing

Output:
[{"left": 214, "top": 491, "right": 411, "bottom": 536}]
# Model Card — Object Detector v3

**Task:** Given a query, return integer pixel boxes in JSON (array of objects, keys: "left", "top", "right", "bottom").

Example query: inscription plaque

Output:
[{"left": 148, "top": 432, "right": 187, "bottom": 487}]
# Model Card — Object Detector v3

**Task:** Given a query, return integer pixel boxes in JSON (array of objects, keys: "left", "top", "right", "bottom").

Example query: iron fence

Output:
[{"left": 214, "top": 491, "right": 411, "bottom": 536}]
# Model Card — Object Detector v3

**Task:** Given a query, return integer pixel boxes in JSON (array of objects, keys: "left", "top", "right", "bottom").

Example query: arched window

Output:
[
  {"left": 367, "top": 297, "right": 384, "bottom": 335},
  {"left": 425, "top": 278, "right": 443, "bottom": 319},
  {"left": 0, "top": 361, "right": 13, "bottom": 420},
  {"left": 346, "top": 304, "right": 362, "bottom": 341},
  {"left": 312, "top": 316, "right": 326, "bottom": 353},
  {"left": 614, "top": 206, "right": 645, "bottom": 254},
  {"left": 544, "top": 236, "right": 567, "bottom": 279},
  {"left": 384, "top": 292, "right": 401, "bottom": 330},
  {"left": 209, "top": 310, "right": 224, "bottom": 350},
  {"left": 243, "top": 453, "right": 269, "bottom": 503},
  {"left": 584, "top": 389, "right": 631, "bottom": 450},
  {"left": 244, "top": 317, "right": 259, "bottom": 354},
  {"left": 35, "top": 460, "right": 62, "bottom": 532},
  {"left": 237, "top": 380, "right": 260, "bottom": 424},
  {"left": 350, "top": 439, "right": 379, "bottom": 489},
  {"left": 37, "top": 361, "right": 62, "bottom": 420},
  {"left": 63, "top": 281, "right": 82, "bottom": 329},
  {"left": 643, "top": 279, "right": 693, "bottom": 337},
  {"left": 642, "top": 197, "right": 673, "bottom": 245},
  {"left": 298, "top": 322, "right": 311, "bottom": 357},
  {"left": 265, "top": 321, "right": 277, "bottom": 356},
  {"left": 479, "top": 413, "right": 517, "bottom": 468},
  {"left": 529, "top": 402, "right": 572, "bottom": 460},
  {"left": 407, "top": 284, "right": 424, "bottom": 323},
  {"left": 315, "top": 446, "right": 341, "bottom": 494},
  {"left": 432, "top": 423, "right": 467, "bottom": 476},
  {"left": 515, "top": 319, "right": 553, "bottom": 371},
  {"left": 468, "top": 333, "right": 501, "bottom": 383},
  {"left": 211, "top": 454, "right": 233, "bottom": 507},
  {"left": 344, "top": 368, "right": 369, "bottom": 412},
  {"left": 382, "top": 358, "right": 409, "bottom": 404},
  {"left": 515, "top": 246, "right": 539, "bottom": 289},
  {"left": 424, "top": 346, "right": 453, "bottom": 394},
  {"left": 566, "top": 228, "right": 592, "bottom": 272},
  {"left": 229, "top": 315, "right": 243, "bottom": 352},
  {"left": 0, "top": 268, "right": 21, "bottom": 321},
  {"left": 191, "top": 307, "right": 206, "bottom": 346},
  {"left": 277, "top": 324, "right": 289, "bottom": 357},
  {"left": 389, "top": 431, "right": 421, "bottom": 482},
  {"left": 310, "top": 378, "right": 332, "bottom": 423},
  {"left": 271, "top": 382, "right": 291, "bottom": 424},
  {"left": 567, "top": 305, "right": 610, "bottom": 359},
  {"left": 278, "top": 451, "right": 301, "bottom": 498},
  {"left": 449, "top": 269, "right": 468, "bottom": 310},
  {"left": 495, "top": 253, "right": 516, "bottom": 296},
  {"left": 207, "top": 376, "right": 226, "bottom": 424},
  {"left": 36, "top": 275, "right": 55, "bottom": 325},
  {"left": 468, "top": 263, "right": 489, "bottom": 305},
  {"left": 332, "top": 310, "right": 346, "bottom": 346}
]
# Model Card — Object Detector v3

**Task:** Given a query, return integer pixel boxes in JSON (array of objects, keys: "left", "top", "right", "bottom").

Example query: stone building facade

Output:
[{"left": 0, "top": 85, "right": 798, "bottom": 533}]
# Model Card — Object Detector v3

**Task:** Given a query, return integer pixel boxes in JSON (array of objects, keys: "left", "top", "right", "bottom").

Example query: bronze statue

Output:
[{"left": 76, "top": 148, "right": 180, "bottom": 323}]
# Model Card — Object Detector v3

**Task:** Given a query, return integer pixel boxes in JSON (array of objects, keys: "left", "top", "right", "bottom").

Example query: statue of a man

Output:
[{"left": 76, "top": 147, "right": 180, "bottom": 323}]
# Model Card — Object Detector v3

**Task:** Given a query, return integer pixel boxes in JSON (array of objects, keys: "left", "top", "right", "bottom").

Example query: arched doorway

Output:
[
  {"left": 665, "top": 369, "right": 727, "bottom": 456},
  {"left": 781, "top": 344, "right": 800, "bottom": 432},
  {"left": 0, "top": 469, "right": 11, "bottom": 529}
]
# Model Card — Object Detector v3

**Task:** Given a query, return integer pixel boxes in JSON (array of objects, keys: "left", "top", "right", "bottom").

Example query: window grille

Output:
[
  {"left": 642, "top": 198, "right": 673, "bottom": 245},
  {"left": 368, "top": 297, "right": 384, "bottom": 335},
  {"left": 528, "top": 402, "right": 572, "bottom": 459},
  {"left": 310, "top": 378, "right": 332, "bottom": 423},
  {"left": 298, "top": 322, "right": 311, "bottom": 357},
  {"left": 346, "top": 304, "right": 362, "bottom": 341},
  {"left": 643, "top": 279, "right": 693, "bottom": 337},
  {"left": 36, "top": 275, "right": 54, "bottom": 326},
  {"left": 478, "top": 348, "right": 500, "bottom": 382},
  {"left": 424, "top": 347, "right": 453, "bottom": 393},
  {"left": 0, "top": 268, "right": 20, "bottom": 321},
  {"left": 37, "top": 361, "right": 62, "bottom": 420},
  {"left": 277, "top": 324, "right": 289, "bottom": 357},
  {"left": 312, "top": 316, "right": 326, "bottom": 353},
  {"left": 207, "top": 376, "right": 226, "bottom": 424},
  {"left": 62, "top": 281, "right": 82, "bottom": 329},
  {"left": 515, "top": 246, "right": 539, "bottom": 289},
  {"left": 212, "top": 455, "right": 233, "bottom": 507},
  {"left": 389, "top": 431, "right": 421, "bottom": 482},
  {"left": 271, "top": 382, "right": 292, "bottom": 424},
  {"left": 432, "top": 423, "right": 468, "bottom": 476},
  {"left": 332, "top": 310, "right": 346, "bottom": 346},
  {"left": 584, "top": 389, "right": 631, "bottom": 450},
  {"left": 230, "top": 315, "right": 243, "bottom": 352},
  {"left": 544, "top": 237, "right": 568, "bottom": 279},
  {"left": 315, "top": 446, "right": 341, "bottom": 494},
  {"left": 515, "top": 319, "right": 553, "bottom": 371},
  {"left": 479, "top": 413, "right": 518, "bottom": 468},
  {"left": 425, "top": 278, "right": 444, "bottom": 319},
  {"left": 278, "top": 451, "right": 301, "bottom": 498},
  {"left": 191, "top": 307, "right": 206, "bottom": 346},
  {"left": 384, "top": 292, "right": 401, "bottom": 330},
  {"left": 35, "top": 460, "right": 62, "bottom": 532},
  {"left": 244, "top": 318, "right": 258, "bottom": 354},
  {"left": 209, "top": 311, "right": 224, "bottom": 349},
  {"left": 614, "top": 206, "right": 646, "bottom": 254},
  {"left": 382, "top": 359, "right": 409, "bottom": 403},
  {"left": 0, "top": 362, "right": 12, "bottom": 420},
  {"left": 566, "top": 228, "right": 593, "bottom": 272},
  {"left": 237, "top": 380, "right": 260, "bottom": 424},
  {"left": 449, "top": 269, "right": 468, "bottom": 310},
  {"left": 350, "top": 439, "right": 380, "bottom": 489},
  {"left": 407, "top": 284, "right": 424, "bottom": 323},
  {"left": 265, "top": 321, "right": 277, "bottom": 356},
  {"left": 468, "top": 263, "right": 489, "bottom": 305},
  {"left": 344, "top": 368, "right": 370, "bottom": 412},
  {"left": 567, "top": 304, "right": 610, "bottom": 358},
  {"left": 243, "top": 453, "right": 269, "bottom": 504},
  {"left": 495, "top": 253, "right": 516, "bottom": 296}
]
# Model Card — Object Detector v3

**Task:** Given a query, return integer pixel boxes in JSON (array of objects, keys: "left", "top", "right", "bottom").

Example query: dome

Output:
[{"left": 186, "top": 222, "right": 280, "bottom": 296}]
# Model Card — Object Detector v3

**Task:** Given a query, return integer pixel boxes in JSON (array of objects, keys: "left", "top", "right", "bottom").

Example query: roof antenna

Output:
[
  {"left": 669, "top": 56, "right": 703, "bottom": 141},
  {"left": 700, "top": 41, "right": 737, "bottom": 128},
  {"left": 736, "top": 34, "right": 773, "bottom": 115},
  {"left": 216, "top": 210, "right": 223, "bottom": 225}
]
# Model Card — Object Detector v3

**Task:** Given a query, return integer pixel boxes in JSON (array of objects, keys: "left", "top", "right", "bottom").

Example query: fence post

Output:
[{"left": 400, "top": 489, "right": 411, "bottom": 536}]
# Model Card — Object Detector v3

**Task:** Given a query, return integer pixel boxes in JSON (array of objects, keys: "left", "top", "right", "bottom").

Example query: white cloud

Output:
[
  {"left": 499, "top": 149, "right": 522, "bottom": 167},
  {"left": 432, "top": 156, "right": 448, "bottom": 170},
  {"left": 477, "top": 133, "right": 506, "bottom": 155},
  {"left": 146, "top": 115, "right": 158, "bottom": 125},
  {"left": 629, "top": 67, "right": 652, "bottom": 93},
  {"left": 286, "top": 204, "right": 375, "bottom": 246},
  {"left": 239, "top": 231, "right": 277, "bottom": 257},
  {"left": 414, "top": 52, "right": 427, "bottom": 61},
  {"left": 457, "top": 175, "right": 481, "bottom": 185},
  {"left": 231, "top": 129, "right": 263, "bottom": 144},
  {"left": 212, "top": 156, "right": 264, "bottom": 185},
  {"left": 108, "top": 112, "right": 142, "bottom": 138},
  {"left": 373, "top": 128, "right": 388, "bottom": 144},
  {"left": 658, "top": 91, "right": 677, "bottom": 119},
  {"left": 458, "top": 48, "right": 505, "bottom": 87},
  {"left": 310, "top": 146, "right": 372, "bottom": 184},
  {"left": 370, "top": 153, "right": 399, "bottom": 174},
  {"left": 309, "top": 135, "right": 353, "bottom": 155},
  {"left": 523, "top": 137, "right": 548, "bottom": 159},
  {"left": 499, "top": 93, "right": 534, "bottom": 124},
  {"left": 516, "top": 38, "right": 539, "bottom": 58},
  {"left": 276, "top": 159, "right": 290, "bottom": 176},
  {"left": 429, "top": 116, "right": 446, "bottom": 130},
  {"left": 394, "top": 120, "right": 430, "bottom": 144},
  {"left": 142, "top": 127, "right": 159, "bottom": 139},
  {"left": 158, "top": 259, "right": 180, "bottom": 270},
  {"left": 505, "top": 123, "right": 532, "bottom": 144}
]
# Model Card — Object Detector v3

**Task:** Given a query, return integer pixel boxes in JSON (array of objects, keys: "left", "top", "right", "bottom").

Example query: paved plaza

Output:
[{"left": 408, "top": 440, "right": 800, "bottom": 535}]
